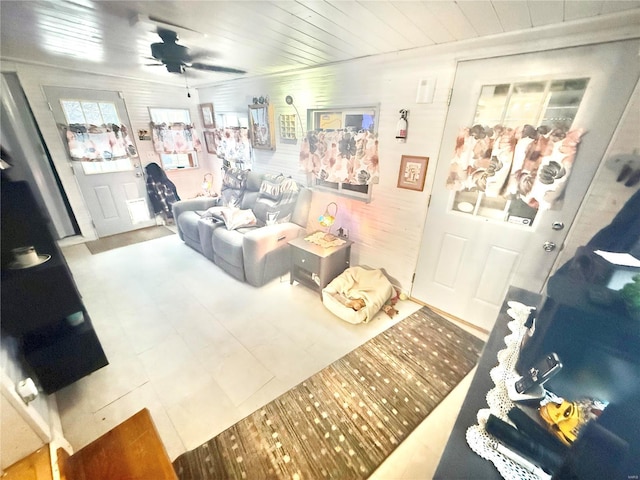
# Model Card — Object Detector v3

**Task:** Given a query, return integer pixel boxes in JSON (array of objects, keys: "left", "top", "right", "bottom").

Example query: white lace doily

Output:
[{"left": 465, "top": 301, "right": 551, "bottom": 480}]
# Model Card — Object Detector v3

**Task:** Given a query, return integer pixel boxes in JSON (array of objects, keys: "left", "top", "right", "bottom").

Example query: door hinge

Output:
[
  {"left": 47, "top": 102, "right": 53, "bottom": 112},
  {"left": 427, "top": 194, "right": 432, "bottom": 207},
  {"left": 412, "top": 272, "right": 416, "bottom": 283},
  {"left": 447, "top": 88, "right": 453, "bottom": 106}
]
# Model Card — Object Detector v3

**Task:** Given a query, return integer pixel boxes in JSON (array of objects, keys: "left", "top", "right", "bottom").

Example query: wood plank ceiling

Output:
[{"left": 1, "top": 1, "right": 639, "bottom": 87}]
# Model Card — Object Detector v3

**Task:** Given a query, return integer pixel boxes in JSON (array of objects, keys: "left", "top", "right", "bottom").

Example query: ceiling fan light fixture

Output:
[{"left": 165, "top": 62, "right": 184, "bottom": 73}]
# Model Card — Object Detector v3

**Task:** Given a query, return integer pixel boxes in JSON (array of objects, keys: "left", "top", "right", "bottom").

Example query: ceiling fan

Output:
[{"left": 148, "top": 27, "right": 246, "bottom": 75}]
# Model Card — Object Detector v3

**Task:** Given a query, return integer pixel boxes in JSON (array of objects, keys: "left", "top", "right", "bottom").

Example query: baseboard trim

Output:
[{"left": 408, "top": 297, "right": 490, "bottom": 336}]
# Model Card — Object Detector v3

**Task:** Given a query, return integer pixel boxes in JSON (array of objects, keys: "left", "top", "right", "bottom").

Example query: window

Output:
[
  {"left": 310, "top": 108, "right": 376, "bottom": 132},
  {"left": 306, "top": 106, "right": 379, "bottom": 202},
  {"left": 149, "top": 107, "right": 200, "bottom": 170},
  {"left": 61, "top": 100, "right": 120, "bottom": 126},
  {"left": 60, "top": 99, "right": 138, "bottom": 171}
]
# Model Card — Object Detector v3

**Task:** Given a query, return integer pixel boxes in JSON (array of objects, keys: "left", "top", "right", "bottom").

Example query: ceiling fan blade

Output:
[
  {"left": 147, "top": 14, "right": 201, "bottom": 35},
  {"left": 190, "top": 63, "right": 246, "bottom": 74},
  {"left": 186, "top": 48, "right": 215, "bottom": 62}
]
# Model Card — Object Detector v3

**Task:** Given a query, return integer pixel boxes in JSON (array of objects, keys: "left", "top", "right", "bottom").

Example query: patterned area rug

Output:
[
  {"left": 85, "top": 226, "right": 174, "bottom": 254},
  {"left": 173, "top": 307, "right": 485, "bottom": 479}
]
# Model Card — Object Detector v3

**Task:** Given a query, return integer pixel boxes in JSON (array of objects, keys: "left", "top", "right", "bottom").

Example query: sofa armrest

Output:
[
  {"left": 242, "top": 223, "right": 305, "bottom": 286},
  {"left": 172, "top": 197, "right": 219, "bottom": 218},
  {"left": 172, "top": 197, "right": 219, "bottom": 239}
]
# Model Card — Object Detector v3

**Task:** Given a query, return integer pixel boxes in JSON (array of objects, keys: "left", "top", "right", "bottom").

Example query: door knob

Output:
[
  {"left": 543, "top": 241, "right": 556, "bottom": 252},
  {"left": 551, "top": 221, "right": 564, "bottom": 231}
]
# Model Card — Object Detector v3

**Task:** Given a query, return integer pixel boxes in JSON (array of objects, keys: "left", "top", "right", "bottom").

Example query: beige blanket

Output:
[{"left": 322, "top": 266, "right": 395, "bottom": 324}]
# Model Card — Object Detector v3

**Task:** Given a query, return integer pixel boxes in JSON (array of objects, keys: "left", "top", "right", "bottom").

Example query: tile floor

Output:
[{"left": 55, "top": 232, "right": 487, "bottom": 478}]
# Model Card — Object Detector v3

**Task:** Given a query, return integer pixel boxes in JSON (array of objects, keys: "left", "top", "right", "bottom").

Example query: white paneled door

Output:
[
  {"left": 44, "top": 87, "right": 155, "bottom": 238},
  {"left": 412, "top": 40, "right": 640, "bottom": 331}
]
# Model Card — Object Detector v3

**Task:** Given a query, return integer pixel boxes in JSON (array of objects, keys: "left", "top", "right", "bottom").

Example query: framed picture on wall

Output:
[
  {"left": 200, "top": 103, "right": 215, "bottom": 129},
  {"left": 204, "top": 131, "right": 216, "bottom": 154},
  {"left": 397, "top": 155, "right": 429, "bottom": 191}
]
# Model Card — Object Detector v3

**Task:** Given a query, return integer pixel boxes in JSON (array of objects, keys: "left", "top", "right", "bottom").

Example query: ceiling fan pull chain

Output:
[{"left": 184, "top": 69, "right": 191, "bottom": 98}]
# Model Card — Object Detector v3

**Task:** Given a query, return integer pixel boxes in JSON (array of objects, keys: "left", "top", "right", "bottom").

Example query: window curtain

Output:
[
  {"left": 300, "top": 130, "right": 379, "bottom": 185},
  {"left": 212, "top": 127, "right": 252, "bottom": 171},
  {"left": 64, "top": 123, "right": 137, "bottom": 161},
  {"left": 151, "top": 122, "right": 201, "bottom": 154},
  {"left": 446, "top": 124, "right": 585, "bottom": 210}
]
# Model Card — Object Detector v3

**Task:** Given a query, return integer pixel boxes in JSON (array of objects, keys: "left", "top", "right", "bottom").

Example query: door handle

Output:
[
  {"left": 135, "top": 172, "right": 142, "bottom": 177},
  {"left": 542, "top": 241, "right": 556, "bottom": 252}
]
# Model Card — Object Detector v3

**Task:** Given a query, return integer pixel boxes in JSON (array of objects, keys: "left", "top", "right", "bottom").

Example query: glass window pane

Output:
[
  {"left": 474, "top": 84, "right": 509, "bottom": 126},
  {"left": 503, "top": 82, "right": 546, "bottom": 126},
  {"left": 149, "top": 108, "right": 191, "bottom": 124},
  {"left": 81, "top": 101, "right": 102, "bottom": 125},
  {"left": 315, "top": 112, "right": 342, "bottom": 130},
  {"left": 541, "top": 78, "right": 588, "bottom": 130},
  {"left": 478, "top": 195, "right": 508, "bottom": 221},
  {"left": 61, "top": 100, "right": 85, "bottom": 124},
  {"left": 453, "top": 191, "right": 478, "bottom": 214},
  {"left": 99, "top": 102, "right": 119, "bottom": 124}
]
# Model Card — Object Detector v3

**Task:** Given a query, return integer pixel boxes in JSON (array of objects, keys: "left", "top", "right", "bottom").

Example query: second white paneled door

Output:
[{"left": 412, "top": 40, "right": 640, "bottom": 331}]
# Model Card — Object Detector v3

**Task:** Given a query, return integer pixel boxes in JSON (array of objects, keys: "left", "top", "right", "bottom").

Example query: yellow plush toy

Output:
[{"left": 539, "top": 400, "right": 583, "bottom": 445}]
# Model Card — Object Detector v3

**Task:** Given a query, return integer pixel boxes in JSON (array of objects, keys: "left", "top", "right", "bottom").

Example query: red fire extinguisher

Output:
[{"left": 396, "top": 109, "right": 408, "bottom": 143}]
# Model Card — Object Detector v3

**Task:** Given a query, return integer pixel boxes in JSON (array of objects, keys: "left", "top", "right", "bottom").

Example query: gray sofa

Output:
[{"left": 172, "top": 169, "right": 312, "bottom": 286}]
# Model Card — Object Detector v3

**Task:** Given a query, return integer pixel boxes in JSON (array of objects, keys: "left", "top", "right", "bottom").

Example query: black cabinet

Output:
[
  {"left": 1, "top": 180, "right": 108, "bottom": 393},
  {"left": 517, "top": 249, "right": 640, "bottom": 405},
  {"left": 22, "top": 316, "right": 108, "bottom": 393}
]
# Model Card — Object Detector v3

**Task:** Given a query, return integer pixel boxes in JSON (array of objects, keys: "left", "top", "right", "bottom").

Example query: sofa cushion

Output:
[
  {"left": 221, "top": 208, "right": 257, "bottom": 230},
  {"left": 253, "top": 177, "right": 300, "bottom": 226},
  {"left": 177, "top": 211, "right": 202, "bottom": 242},
  {"left": 246, "top": 170, "right": 267, "bottom": 192},
  {"left": 220, "top": 168, "right": 249, "bottom": 207},
  {"left": 240, "top": 190, "right": 260, "bottom": 210},
  {"left": 222, "top": 168, "right": 248, "bottom": 190},
  {"left": 258, "top": 180, "right": 283, "bottom": 201},
  {"left": 212, "top": 228, "right": 245, "bottom": 268}
]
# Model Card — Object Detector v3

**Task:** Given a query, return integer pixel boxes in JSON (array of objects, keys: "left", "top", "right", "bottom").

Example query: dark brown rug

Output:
[
  {"left": 173, "top": 307, "right": 485, "bottom": 480},
  {"left": 85, "top": 226, "right": 174, "bottom": 254}
]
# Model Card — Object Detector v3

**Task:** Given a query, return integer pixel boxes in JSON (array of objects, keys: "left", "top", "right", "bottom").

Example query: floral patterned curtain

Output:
[
  {"left": 212, "top": 127, "right": 252, "bottom": 171},
  {"left": 446, "top": 124, "right": 585, "bottom": 210},
  {"left": 300, "top": 129, "right": 379, "bottom": 185},
  {"left": 151, "top": 122, "right": 201, "bottom": 154},
  {"left": 64, "top": 123, "right": 137, "bottom": 161}
]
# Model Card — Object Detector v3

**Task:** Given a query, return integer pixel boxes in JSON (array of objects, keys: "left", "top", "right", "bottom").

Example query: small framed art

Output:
[
  {"left": 200, "top": 103, "right": 215, "bottom": 129},
  {"left": 397, "top": 155, "right": 429, "bottom": 191},
  {"left": 204, "top": 131, "right": 216, "bottom": 154}
]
